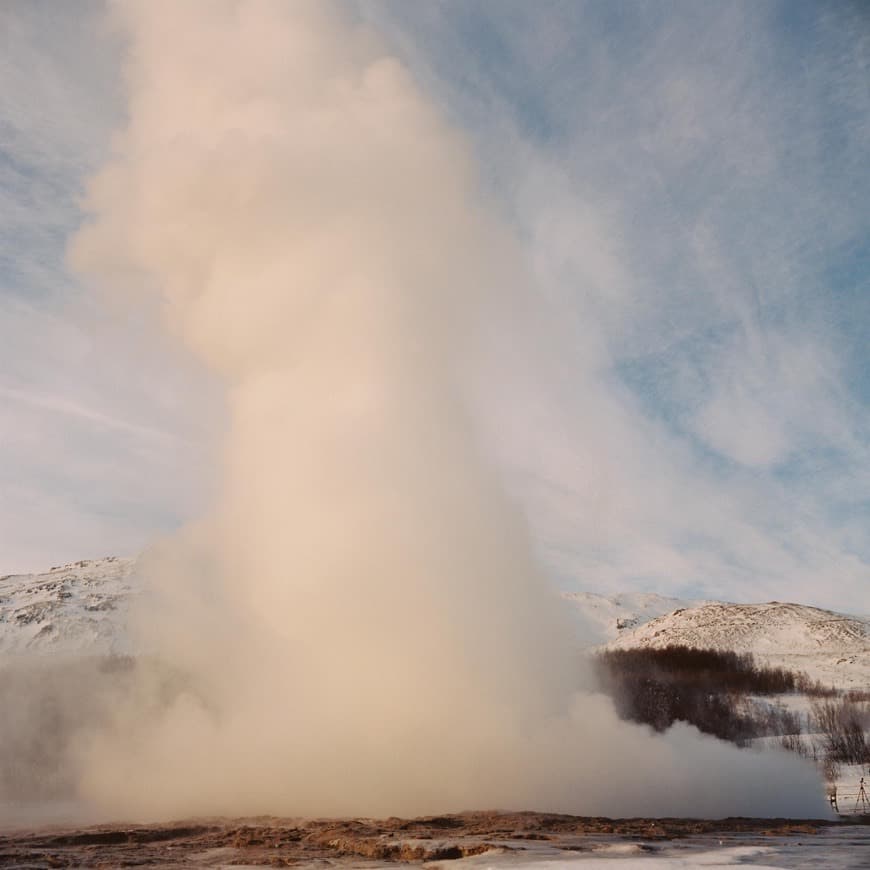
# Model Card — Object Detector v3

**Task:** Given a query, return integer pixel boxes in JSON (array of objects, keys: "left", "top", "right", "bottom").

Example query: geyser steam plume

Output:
[{"left": 70, "top": 0, "right": 824, "bottom": 819}]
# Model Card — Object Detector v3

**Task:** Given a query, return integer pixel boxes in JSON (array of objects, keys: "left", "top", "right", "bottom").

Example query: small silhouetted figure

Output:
[
  {"left": 828, "top": 785, "right": 838, "bottom": 814},
  {"left": 857, "top": 777, "right": 869, "bottom": 814}
]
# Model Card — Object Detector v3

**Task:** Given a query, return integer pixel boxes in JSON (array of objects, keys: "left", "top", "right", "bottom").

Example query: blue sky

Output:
[{"left": 2, "top": 1, "right": 869, "bottom": 613}]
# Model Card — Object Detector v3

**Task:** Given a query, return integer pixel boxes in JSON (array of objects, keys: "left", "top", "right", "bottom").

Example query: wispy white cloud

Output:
[
  {"left": 365, "top": 0, "right": 870, "bottom": 611},
  {"left": 0, "top": 283, "right": 222, "bottom": 571},
  {"left": 0, "top": 385, "right": 180, "bottom": 443},
  {"left": 0, "top": 3, "right": 227, "bottom": 572},
  {"left": 2, "top": 0, "right": 869, "bottom": 614}
]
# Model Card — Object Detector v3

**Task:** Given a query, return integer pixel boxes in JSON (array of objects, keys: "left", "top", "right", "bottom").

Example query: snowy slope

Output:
[
  {"left": 0, "top": 556, "right": 140, "bottom": 657},
  {"left": 607, "top": 601, "right": 870, "bottom": 691},
  {"left": 561, "top": 589, "right": 696, "bottom": 645}
]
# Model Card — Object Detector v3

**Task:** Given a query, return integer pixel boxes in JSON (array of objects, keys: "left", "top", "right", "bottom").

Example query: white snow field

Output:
[{"left": 453, "top": 830, "right": 870, "bottom": 869}]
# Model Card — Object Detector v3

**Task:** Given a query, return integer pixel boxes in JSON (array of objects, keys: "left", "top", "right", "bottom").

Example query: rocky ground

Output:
[{"left": 1, "top": 811, "right": 868, "bottom": 869}]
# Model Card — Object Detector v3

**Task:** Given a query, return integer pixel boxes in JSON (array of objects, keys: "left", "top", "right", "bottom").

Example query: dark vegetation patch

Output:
[
  {"left": 594, "top": 645, "right": 870, "bottom": 774},
  {"left": 595, "top": 646, "right": 800, "bottom": 745}
]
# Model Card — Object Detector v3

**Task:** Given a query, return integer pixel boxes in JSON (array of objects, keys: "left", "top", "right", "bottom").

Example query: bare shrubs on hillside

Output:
[
  {"left": 795, "top": 673, "right": 838, "bottom": 697},
  {"left": 811, "top": 697, "right": 870, "bottom": 765},
  {"left": 596, "top": 644, "right": 870, "bottom": 785},
  {"left": 595, "top": 646, "right": 801, "bottom": 746}
]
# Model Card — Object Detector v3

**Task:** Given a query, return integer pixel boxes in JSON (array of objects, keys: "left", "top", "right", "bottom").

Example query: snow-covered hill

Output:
[
  {"left": 608, "top": 601, "right": 870, "bottom": 692},
  {"left": 0, "top": 556, "right": 139, "bottom": 657},
  {"left": 561, "top": 589, "right": 696, "bottom": 645}
]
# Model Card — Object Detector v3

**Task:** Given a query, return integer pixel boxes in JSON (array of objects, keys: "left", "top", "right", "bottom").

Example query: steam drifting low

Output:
[{"left": 62, "top": 0, "right": 824, "bottom": 819}]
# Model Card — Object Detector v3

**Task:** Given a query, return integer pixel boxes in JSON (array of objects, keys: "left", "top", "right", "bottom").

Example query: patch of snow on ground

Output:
[{"left": 455, "top": 830, "right": 870, "bottom": 869}]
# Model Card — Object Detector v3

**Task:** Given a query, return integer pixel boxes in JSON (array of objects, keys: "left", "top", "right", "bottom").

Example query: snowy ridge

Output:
[
  {"left": 560, "top": 589, "right": 696, "bottom": 645},
  {"left": 0, "top": 556, "right": 139, "bottom": 657},
  {"left": 607, "top": 601, "right": 870, "bottom": 691}
]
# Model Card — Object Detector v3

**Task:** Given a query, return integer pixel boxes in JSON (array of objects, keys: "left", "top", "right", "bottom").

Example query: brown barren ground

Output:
[{"left": 0, "top": 811, "right": 866, "bottom": 868}]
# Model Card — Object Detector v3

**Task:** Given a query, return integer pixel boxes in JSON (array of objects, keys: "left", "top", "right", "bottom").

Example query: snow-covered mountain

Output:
[
  {"left": 0, "top": 556, "right": 139, "bottom": 656},
  {"left": 608, "top": 601, "right": 870, "bottom": 692},
  {"left": 2, "top": 557, "right": 869, "bottom": 691}
]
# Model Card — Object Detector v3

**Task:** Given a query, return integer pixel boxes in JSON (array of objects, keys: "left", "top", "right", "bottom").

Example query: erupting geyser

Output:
[{"left": 66, "top": 0, "right": 825, "bottom": 820}]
